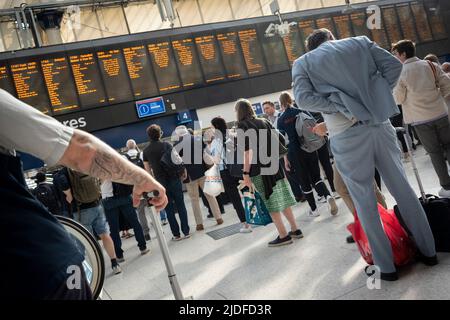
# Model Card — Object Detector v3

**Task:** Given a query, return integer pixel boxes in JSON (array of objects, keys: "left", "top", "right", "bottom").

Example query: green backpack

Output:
[{"left": 67, "top": 169, "right": 101, "bottom": 204}]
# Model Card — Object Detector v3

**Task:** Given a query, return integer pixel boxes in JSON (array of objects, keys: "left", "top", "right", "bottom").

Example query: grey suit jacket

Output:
[{"left": 292, "top": 36, "right": 402, "bottom": 123}]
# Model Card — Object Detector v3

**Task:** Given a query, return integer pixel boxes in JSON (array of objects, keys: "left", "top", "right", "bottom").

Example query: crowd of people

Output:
[{"left": 2, "top": 26, "right": 450, "bottom": 299}]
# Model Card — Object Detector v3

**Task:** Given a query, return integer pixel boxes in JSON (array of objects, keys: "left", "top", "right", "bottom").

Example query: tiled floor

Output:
[{"left": 101, "top": 146, "right": 450, "bottom": 300}]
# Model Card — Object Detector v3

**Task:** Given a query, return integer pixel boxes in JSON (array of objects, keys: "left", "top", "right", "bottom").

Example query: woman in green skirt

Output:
[{"left": 235, "top": 98, "right": 303, "bottom": 247}]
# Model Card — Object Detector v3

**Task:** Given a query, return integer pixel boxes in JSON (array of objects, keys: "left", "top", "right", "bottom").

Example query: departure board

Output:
[
  {"left": 424, "top": 2, "right": 447, "bottom": 40},
  {"left": 410, "top": 2, "right": 433, "bottom": 42},
  {"left": 257, "top": 24, "right": 289, "bottom": 73},
  {"left": 69, "top": 52, "right": 107, "bottom": 107},
  {"left": 298, "top": 20, "right": 316, "bottom": 45},
  {"left": 238, "top": 28, "right": 267, "bottom": 76},
  {"left": 316, "top": 17, "right": 335, "bottom": 34},
  {"left": 0, "top": 63, "right": 16, "bottom": 95},
  {"left": 194, "top": 35, "right": 226, "bottom": 84},
  {"left": 40, "top": 56, "right": 79, "bottom": 114},
  {"left": 123, "top": 45, "right": 159, "bottom": 99},
  {"left": 350, "top": 12, "right": 372, "bottom": 38},
  {"left": 382, "top": 6, "right": 402, "bottom": 44},
  {"left": 216, "top": 30, "right": 248, "bottom": 79},
  {"left": 333, "top": 15, "right": 353, "bottom": 39},
  {"left": 97, "top": 49, "right": 133, "bottom": 103},
  {"left": 396, "top": 4, "right": 419, "bottom": 42},
  {"left": 10, "top": 60, "right": 50, "bottom": 113},
  {"left": 171, "top": 37, "right": 203, "bottom": 88},
  {"left": 281, "top": 24, "right": 305, "bottom": 66},
  {"left": 147, "top": 41, "right": 181, "bottom": 93}
]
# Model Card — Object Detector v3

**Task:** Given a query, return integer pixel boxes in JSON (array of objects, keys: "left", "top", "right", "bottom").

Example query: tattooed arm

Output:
[{"left": 58, "top": 129, "right": 168, "bottom": 210}]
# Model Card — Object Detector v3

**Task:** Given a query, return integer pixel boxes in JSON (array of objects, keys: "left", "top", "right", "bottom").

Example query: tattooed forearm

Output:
[{"left": 61, "top": 129, "right": 152, "bottom": 186}]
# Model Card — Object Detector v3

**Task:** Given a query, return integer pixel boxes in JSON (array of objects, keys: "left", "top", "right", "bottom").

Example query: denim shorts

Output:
[{"left": 74, "top": 205, "right": 110, "bottom": 236}]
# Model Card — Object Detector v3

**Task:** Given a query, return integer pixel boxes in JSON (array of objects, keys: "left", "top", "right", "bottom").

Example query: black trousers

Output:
[
  {"left": 220, "top": 169, "right": 246, "bottom": 223},
  {"left": 317, "top": 142, "right": 335, "bottom": 192},
  {"left": 289, "top": 148, "right": 331, "bottom": 211}
]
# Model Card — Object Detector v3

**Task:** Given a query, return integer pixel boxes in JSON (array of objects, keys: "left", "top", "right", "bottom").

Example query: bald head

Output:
[
  {"left": 442, "top": 62, "right": 450, "bottom": 74},
  {"left": 126, "top": 139, "right": 137, "bottom": 150}
]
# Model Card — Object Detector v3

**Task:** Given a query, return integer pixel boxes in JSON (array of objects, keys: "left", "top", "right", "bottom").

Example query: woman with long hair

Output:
[
  {"left": 235, "top": 99, "right": 303, "bottom": 247},
  {"left": 209, "top": 117, "right": 252, "bottom": 233}
]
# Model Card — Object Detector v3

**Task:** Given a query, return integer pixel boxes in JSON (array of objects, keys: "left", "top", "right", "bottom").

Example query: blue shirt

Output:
[{"left": 277, "top": 107, "right": 301, "bottom": 152}]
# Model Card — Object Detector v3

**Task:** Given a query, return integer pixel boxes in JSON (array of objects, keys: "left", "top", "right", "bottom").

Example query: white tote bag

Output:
[{"left": 203, "top": 164, "right": 224, "bottom": 197}]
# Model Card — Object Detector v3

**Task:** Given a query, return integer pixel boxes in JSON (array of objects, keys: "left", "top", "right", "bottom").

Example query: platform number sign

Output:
[
  {"left": 178, "top": 111, "right": 192, "bottom": 124},
  {"left": 252, "top": 102, "right": 264, "bottom": 116}
]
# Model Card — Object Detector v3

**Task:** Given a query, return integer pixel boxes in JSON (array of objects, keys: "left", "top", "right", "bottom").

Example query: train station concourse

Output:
[{"left": 1, "top": 0, "right": 450, "bottom": 305}]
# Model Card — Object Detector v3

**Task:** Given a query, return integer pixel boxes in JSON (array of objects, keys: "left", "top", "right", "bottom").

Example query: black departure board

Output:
[
  {"left": 410, "top": 2, "right": 433, "bottom": 42},
  {"left": 350, "top": 11, "right": 372, "bottom": 38},
  {"left": 238, "top": 28, "right": 267, "bottom": 76},
  {"left": 0, "top": 63, "right": 16, "bottom": 95},
  {"left": 69, "top": 52, "right": 107, "bottom": 108},
  {"left": 424, "top": 2, "right": 447, "bottom": 40},
  {"left": 40, "top": 55, "right": 79, "bottom": 114},
  {"left": 195, "top": 35, "right": 226, "bottom": 84},
  {"left": 171, "top": 37, "right": 203, "bottom": 88},
  {"left": 333, "top": 15, "right": 353, "bottom": 39},
  {"left": 316, "top": 17, "right": 336, "bottom": 34},
  {"left": 382, "top": 6, "right": 402, "bottom": 44},
  {"left": 10, "top": 60, "right": 50, "bottom": 113},
  {"left": 97, "top": 49, "right": 133, "bottom": 103},
  {"left": 216, "top": 30, "right": 248, "bottom": 79},
  {"left": 147, "top": 41, "right": 181, "bottom": 93},
  {"left": 396, "top": 4, "right": 419, "bottom": 42},
  {"left": 298, "top": 20, "right": 316, "bottom": 45},
  {"left": 257, "top": 23, "right": 289, "bottom": 73},
  {"left": 281, "top": 24, "right": 305, "bottom": 66},
  {"left": 123, "top": 45, "right": 159, "bottom": 99}
]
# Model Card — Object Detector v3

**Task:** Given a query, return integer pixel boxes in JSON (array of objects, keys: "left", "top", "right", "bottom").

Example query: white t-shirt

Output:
[
  {"left": 0, "top": 89, "right": 73, "bottom": 166},
  {"left": 100, "top": 180, "right": 114, "bottom": 199}
]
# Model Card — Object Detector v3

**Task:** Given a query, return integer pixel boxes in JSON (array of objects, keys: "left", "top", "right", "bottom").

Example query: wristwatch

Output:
[{"left": 243, "top": 171, "right": 250, "bottom": 175}]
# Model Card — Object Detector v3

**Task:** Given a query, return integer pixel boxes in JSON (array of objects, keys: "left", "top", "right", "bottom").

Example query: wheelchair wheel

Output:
[{"left": 56, "top": 215, "right": 105, "bottom": 300}]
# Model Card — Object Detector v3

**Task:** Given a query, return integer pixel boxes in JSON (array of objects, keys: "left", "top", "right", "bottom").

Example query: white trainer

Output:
[
  {"left": 438, "top": 188, "right": 450, "bottom": 198},
  {"left": 317, "top": 196, "right": 327, "bottom": 204},
  {"left": 308, "top": 208, "right": 320, "bottom": 217},
  {"left": 240, "top": 224, "right": 252, "bottom": 233}
]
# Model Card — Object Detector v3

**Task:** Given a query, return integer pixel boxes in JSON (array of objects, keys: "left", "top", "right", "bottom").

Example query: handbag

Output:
[
  {"left": 240, "top": 184, "right": 273, "bottom": 226},
  {"left": 203, "top": 164, "right": 224, "bottom": 197}
]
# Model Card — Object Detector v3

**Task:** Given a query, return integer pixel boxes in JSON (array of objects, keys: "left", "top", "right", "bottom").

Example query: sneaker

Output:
[
  {"left": 289, "top": 229, "right": 304, "bottom": 239},
  {"left": 206, "top": 213, "right": 214, "bottom": 219},
  {"left": 317, "top": 196, "right": 327, "bottom": 204},
  {"left": 116, "top": 257, "right": 125, "bottom": 263},
  {"left": 332, "top": 192, "right": 341, "bottom": 199},
  {"left": 112, "top": 264, "right": 122, "bottom": 275},
  {"left": 216, "top": 218, "right": 224, "bottom": 225},
  {"left": 172, "top": 236, "right": 182, "bottom": 241},
  {"left": 140, "top": 248, "right": 150, "bottom": 255},
  {"left": 308, "top": 208, "right": 320, "bottom": 217},
  {"left": 416, "top": 253, "right": 438, "bottom": 266},
  {"left": 327, "top": 196, "right": 338, "bottom": 216},
  {"left": 268, "top": 235, "right": 293, "bottom": 247},
  {"left": 240, "top": 225, "right": 252, "bottom": 233},
  {"left": 184, "top": 234, "right": 191, "bottom": 239},
  {"left": 144, "top": 234, "right": 151, "bottom": 241},
  {"left": 438, "top": 188, "right": 450, "bottom": 198},
  {"left": 196, "top": 224, "right": 204, "bottom": 231},
  {"left": 346, "top": 235, "right": 355, "bottom": 243}
]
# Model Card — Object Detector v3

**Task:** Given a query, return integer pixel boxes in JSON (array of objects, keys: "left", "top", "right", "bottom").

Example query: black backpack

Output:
[
  {"left": 160, "top": 142, "right": 185, "bottom": 177},
  {"left": 112, "top": 182, "right": 133, "bottom": 197},
  {"left": 33, "top": 183, "right": 60, "bottom": 215},
  {"left": 125, "top": 151, "right": 145, "bottom": 169}
]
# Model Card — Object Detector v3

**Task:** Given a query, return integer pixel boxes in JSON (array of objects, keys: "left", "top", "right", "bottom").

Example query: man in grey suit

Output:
[{"left": 292, "top": 29, "right": 437, "bottom": 281}]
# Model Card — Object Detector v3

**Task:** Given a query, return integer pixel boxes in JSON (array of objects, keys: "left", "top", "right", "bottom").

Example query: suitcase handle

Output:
[{"left": 395, "top": 126, "right": 428, "bottom": 203}]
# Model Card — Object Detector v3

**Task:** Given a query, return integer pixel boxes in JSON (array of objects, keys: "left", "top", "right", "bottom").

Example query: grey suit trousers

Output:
[{"left": 331, "top": 122, "right": 436, "bottom": 273}]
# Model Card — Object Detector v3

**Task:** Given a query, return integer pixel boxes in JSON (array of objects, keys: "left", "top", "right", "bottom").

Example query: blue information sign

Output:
[
  {"left": 136, "top": 97, "right": 166, "bottom": 118},
  {"left": 252, "top": 102, "right": 264, "bottom": 116}
]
